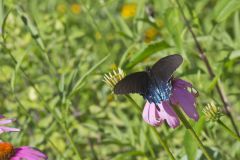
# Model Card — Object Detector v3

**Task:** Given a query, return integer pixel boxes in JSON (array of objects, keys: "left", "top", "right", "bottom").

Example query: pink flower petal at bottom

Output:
[
  {"left": 157, "top": 102, "right": 180, "bottom": 128},
  {"left": 141, "top": 78, "right": 199, "bottom": 128},
  {"left": 142, "top": 101, "right": 163, "bottom": 126},
  {"left": 142, "top": 101, "right": 180, "bottom": 128},
  {"left": 11, "top": 146, "right": 48, "bottom": 160}
]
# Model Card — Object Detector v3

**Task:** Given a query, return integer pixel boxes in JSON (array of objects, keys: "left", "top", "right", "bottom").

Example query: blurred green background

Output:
[{"left": 0, "top": 0, "right": 240, "bottom": 159}]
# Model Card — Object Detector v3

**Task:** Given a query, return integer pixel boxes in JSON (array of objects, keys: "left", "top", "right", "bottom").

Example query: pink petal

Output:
[
  {"left": 0, "top": 118, "right": 20, "bottom": 134},
  {"left": 0, "top": 126, "right": 20, "bottom": 133},
  {"left": 12, "top": 146, "right": 47, "bottom": 160},
  {"left": 0, "top": 118, "right": 15, "bottom": 125},
  {"left": 173, "top": 78, "right": 192, "bottom": 88},
  {"left": 171, "top": 78, "right": 199, "bottom": 121},
  {"left": 142, "top": 101, "right": 163, "bottom": 126},
  {"left": 158, "top": 102, "right": 180, "bottom": 128}
]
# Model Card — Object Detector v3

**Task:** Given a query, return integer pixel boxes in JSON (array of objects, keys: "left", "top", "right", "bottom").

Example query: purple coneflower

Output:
[
  {"left": 0, "top": 115, "right": 20, "bottom": 134},
  {"left": 0, "top": 142, "right": 47, "bottom": 160},
  {"left": 142, "top": 78, "right": 199, "bottom": 128}
]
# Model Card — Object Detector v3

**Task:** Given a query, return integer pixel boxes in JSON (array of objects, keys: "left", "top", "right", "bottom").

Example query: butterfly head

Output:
[{"left": 113, "top": 54, "right": 183, "bottom": 104}]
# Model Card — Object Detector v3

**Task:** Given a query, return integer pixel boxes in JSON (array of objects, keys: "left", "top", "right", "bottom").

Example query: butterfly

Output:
[{"left": 114, "top": 54, "right": 183, "bottom": 104}]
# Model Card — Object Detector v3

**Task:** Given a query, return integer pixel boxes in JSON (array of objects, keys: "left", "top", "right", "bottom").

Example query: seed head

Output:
[
  {"left": 103, "top": 68, "right": 125, "bottom": 89},
  {"left": 202, "top": 102, "right": 223, "bottom": 121}
]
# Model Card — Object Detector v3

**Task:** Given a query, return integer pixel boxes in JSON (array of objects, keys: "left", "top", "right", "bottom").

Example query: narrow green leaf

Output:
[
  {"left": 118, "top": 16, "right": 133, "bottom": 38},
  {"left": 194, "top": 117, "right": 206, "bottom": 135},
  {"left": 230, "top": 50, "right": 240, "bottom": 59},
  {"left": 135, "top": 0, "right": 145, "bottom": 34},
  {"left": 69, "top": 54, "right": 110, "bottom": 96},
  {"left": 10, "top": 52, "right": 27, "bottom": 92},
  {"left": 184, "top": 130, "right": 198, "bottom": 160},
  {"left": 1, "top": 9, "right": 12, "bottom": 39},
  {"left": 126, "top": 41, "right": 170, "bottom": 69},
  {"left": 59, "top": 74, "right": 65, "bottom": 93},
  {"left": 119, "top": 44, "right": 137, "bottom": 67},
  {"left": 183, "top": 117, "right": 205, "bottom": 160},
  {"left": 207, "top": 75, "right": 220, "bottom": 92},
  {"left": 16, "top": 7, "right": 50, "bottom": 64},
  {"left": 15, "top": 52, "right": 27, "bottom": 72},
  {"left": 10, "top": 71, "right": 16, "bottom": 92},
  {"left": 214, "top": 0, "right": 240, "bottom": 22},
  {"left": 234, "top": 12, "right": 240, "bottom": 42},
  {"left": 0, "top": 0, "right": 4, "bottom": 27},
  {"left": 113, "top": 150, "right": 145, "bottom": 160},
  {"left": 164, "top": 8, "right": 183, "bottom": 50}
]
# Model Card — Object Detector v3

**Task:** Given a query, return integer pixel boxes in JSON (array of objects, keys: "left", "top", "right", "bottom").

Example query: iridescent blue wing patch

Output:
[
  {"left": 145, "top": 80, "right": 172, "bottom": 104},
  {"left": 114, "top": 54, "right": 183, "bottom": 104}
]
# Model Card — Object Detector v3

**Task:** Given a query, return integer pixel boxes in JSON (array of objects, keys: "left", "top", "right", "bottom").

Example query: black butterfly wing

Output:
[
  {"left": 151, "top": 54, "right": 183, "bottom": 81},
  {"left": 114, "top": 72, "right": 149, "bottom": 95}
]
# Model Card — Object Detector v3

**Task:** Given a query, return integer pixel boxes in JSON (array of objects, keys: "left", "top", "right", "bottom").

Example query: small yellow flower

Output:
[
  {"left": 57, "top": 4, "right": 66, "bottom": 14},
  {"left": 121, "top": 3, "right": 137, "bottom": 19},
  {"left": 144, "top": 27, "right": 159, "bottom": 43},
  {"left": 71, "top": 3, "right": 81, "bottom": 14}
]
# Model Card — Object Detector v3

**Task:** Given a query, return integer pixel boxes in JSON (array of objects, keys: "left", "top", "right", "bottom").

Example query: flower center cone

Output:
[{"left": 0, "top": 142, "right": 15, "bottom": 160}]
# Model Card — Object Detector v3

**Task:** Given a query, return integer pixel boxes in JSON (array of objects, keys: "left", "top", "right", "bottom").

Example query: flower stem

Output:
[
  {"left": 217, "top": 120, "right": 240, "bottom": 142},
  {"left": 125, "top": 95, "right": 176, "bottom": 160},
  {"left": 152, "top": 127, "right": 176, "bottom": 160},
  {"left": 172, "top": 105, "right": 213, "bottom": 160},
  {"left": 62, "top": 124, "right": 83, "bottom": 160},
  {"left": 174, "top": 0, "right": 239, "bottom": 136},
  {"left": 125, "top": 95, "right": 142, "bottom": 112}
]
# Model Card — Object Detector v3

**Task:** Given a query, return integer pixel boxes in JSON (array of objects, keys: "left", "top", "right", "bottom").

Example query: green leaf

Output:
[
  {"left": 69, "top": 54, "right": 110, "bottom": 96},
  {"left": 183, "top": 117, "right": 205, "bottom": 160},
  {"left": 0, "top": 0, "right": 4, "bottom": 27},
  {"left": 119, "top": 44, "right": 137, "bottom": 67},
  {"left": 112, "top": 150, "right": 145, "bottom": 160},
  {"left": 118, "top": 16, "right": 133, "bottom": 39},
  {"left": 164, "top": 8, "right": 183, "bottom": 51},
  {"left": 17, "top": 7, "right": 45, "bottom": 50},
  {"left": 126, "top": 41, "right": 170, "bottom": 69},
  {"left": 10, "top": 52, "right": 27, "bottom": 92},
  {"left": 10, "top": 71, "right": 16, "bottom": 92},
  {"left": 59, "top": 74, "right": 65, "bottom": 93},
  {"left": 234, "top": 11, "right": 240, "bottom": 42},
  {"left": 207, "top": 74, "right": 220, "bottom": 92},
  {"left": 213, "top": 0, "right": 240, "bottom": 22},
  {"left": 184, "top": 130, "right": 198, "bottom": 160},
  {"left": 194, "top": 117, "right": 206, "bottom": 135},
  {"left": 230, "top": 50, "right": 240, "bottom": 59}
]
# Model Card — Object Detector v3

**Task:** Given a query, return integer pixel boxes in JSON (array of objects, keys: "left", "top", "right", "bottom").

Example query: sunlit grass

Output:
[{"left": 0, "top": 0, "right": 240, "bottom": 159}]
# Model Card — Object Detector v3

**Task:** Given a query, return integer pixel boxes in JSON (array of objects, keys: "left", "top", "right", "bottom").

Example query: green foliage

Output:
[{"left": 0, "top": 0, "right": 240, "bottom": 159}]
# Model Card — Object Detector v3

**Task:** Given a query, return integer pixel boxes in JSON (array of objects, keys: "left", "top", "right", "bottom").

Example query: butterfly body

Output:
[
  {"left": 114, "top": 54, "right": 183, "bottom": 104},
  {"left": 142, "top": 69, "right": 172, "bottom": 104}
]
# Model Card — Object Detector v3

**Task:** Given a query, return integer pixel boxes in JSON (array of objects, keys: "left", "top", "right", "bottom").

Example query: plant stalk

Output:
[
  {"left": 172, "top": 105, "right": 213, "bottom": 160},
  {"left": 125, "top": 95, "right": 176, "bottom": 160},
  {"left": 174, "top": 0, "right": 239, "bottom": 136},
  {"left": 152, "top": 127, "right": 176, "bottom": 160},
  {"left": 217, "top": 120, "right": 240, "bottom": 141}
]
